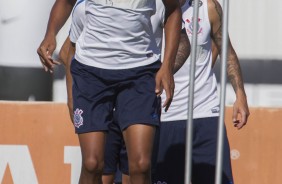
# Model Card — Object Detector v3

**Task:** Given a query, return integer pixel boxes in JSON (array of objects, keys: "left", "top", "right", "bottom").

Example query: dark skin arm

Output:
[
  {"left": 59, "top": 37, "right": 72, "bottom": 66},
  {"left": 173, "top": 29, "right": 191, "bottom": 74},
  {"left": 65, "top": 40, "right": 75, "bottom": 123},
  {"left": 37, "top": 0, "right": 76, "bottom": 73},
  {"left": 157, "top": 0, "right": 182, "bottom": 111},
  {"left": 208, "top": 0, "right": 250, "bottom": 129}
]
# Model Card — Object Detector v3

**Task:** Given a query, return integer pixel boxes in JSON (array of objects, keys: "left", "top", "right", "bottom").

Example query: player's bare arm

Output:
[
  {"left": 208, "top": 0, "right": 250, "bottom": 129},
  {"left": 173, "top": 29, "right": 191, "bottom": 74},
  {"left": 65, "top": 42, "right": 76, "bottom": 123},
  {"left": 59, "top": 37, "right": 72, "bottom": 66},
  {"left": 37, "top": 0, "right": 76, "bottom": 73},
  {"left": 156, "top": 0, "right": 182, "bottom": 111}
]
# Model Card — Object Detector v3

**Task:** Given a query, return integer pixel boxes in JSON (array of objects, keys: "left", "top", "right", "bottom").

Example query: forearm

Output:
[
  {"left": 162, "top": 2, "right": 182, "bottom": 71},
  {"left": 213, "top": 32, "right": 246, "bottom": 97},
  {"left": 208, "top": 0, "right": 245, "bottom": 96},
  {"left": 227, "top": 47, "right": 246, "bottom": 97},
  {"left": 44, "top": 0, "right": 75, "bottom": 38},
  {"left": 173, "top": 31, "right": 190, "bottom": 74}
]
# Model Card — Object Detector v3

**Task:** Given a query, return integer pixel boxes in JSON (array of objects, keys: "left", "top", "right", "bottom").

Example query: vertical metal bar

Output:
[
  {"left": 185, "top": 0, "right": 200, "bottom": 183},
  {"left": 215, "top": 0, "right": 229, "bottom": 184}
]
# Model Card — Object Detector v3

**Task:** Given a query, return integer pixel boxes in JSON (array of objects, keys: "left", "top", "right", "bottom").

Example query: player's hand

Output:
[
  {"left": 37, "top": 35, "right": 61, "bottom": 73},
  {"left": 232, "top": 93, "right": 250, "bottom": 129},
  {"left": 155, "top": 66, "right": 175, "bottom": 112}
]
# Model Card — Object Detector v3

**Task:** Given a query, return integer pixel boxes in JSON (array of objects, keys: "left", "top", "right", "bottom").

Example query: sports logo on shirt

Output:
[
  {"left": 211, "top": 106, "right": 220, "bottom": 113},
  {"left": 73, "top": 108, "right": 84, "bottom": 128},
  {"left": 185, "top": 17, "right": 203, "bottom": 35}
]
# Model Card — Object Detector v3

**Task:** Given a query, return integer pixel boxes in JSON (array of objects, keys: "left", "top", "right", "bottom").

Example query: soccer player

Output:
[
  {"left": 152, "top": 0, "right": 250, "bottom": 183},
  {"left": 38, "top": 0, "right": 182, "bottom": 183}
]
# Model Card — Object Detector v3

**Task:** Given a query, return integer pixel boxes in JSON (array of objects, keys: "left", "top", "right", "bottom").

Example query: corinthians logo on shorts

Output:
[
  {"left": 74, "top": 108, "right": 84, "bottom": 128},
  {"left": 189, "top": 0, "right": 203, "bottom": 7}
]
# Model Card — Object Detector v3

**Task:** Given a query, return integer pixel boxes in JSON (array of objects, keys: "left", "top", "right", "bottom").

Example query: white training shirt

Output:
[
  {"left": 69, "top": 0, "right": 86, "bottom": 43},
  {"left": 75, "top": 0, "right": 161, "bottom": 69},
  {"left": 161, "top": 0, "right": 220, "bottom": 121},
  {"left": 151, "top": 0, "right": 165, "bottom": 50},
  {"left": 69, "top": 0, "right": 164, "bottom": 49}
]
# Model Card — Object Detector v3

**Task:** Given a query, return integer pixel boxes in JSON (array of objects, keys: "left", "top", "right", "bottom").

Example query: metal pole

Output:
[
  {"left": 185, "top": 0, "right": 200, "bottom": 183},
  {"left": 215, "top": 0, "right": 229, "bottom": 184}
]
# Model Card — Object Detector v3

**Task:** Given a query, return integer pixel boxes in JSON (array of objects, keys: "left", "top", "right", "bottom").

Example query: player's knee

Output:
[
  {"left": 130, "top": 157, "right": 151, "bottom": 175},
  {"left": 82, "top": 157, "right": 104, "bottom": 174}
]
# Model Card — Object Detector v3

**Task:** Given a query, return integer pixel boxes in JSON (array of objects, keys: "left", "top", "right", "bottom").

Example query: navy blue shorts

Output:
[
  {"left": 152, "top": 117, "right": 234, "bottom": 184},
  {"left": 71, "top": 59, "right": 161, "bottom": 134}
]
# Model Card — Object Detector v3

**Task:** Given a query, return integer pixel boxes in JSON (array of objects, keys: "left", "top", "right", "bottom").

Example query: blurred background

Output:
[{"left": 0, "top": 0, "right": 281, "bottom": 107}]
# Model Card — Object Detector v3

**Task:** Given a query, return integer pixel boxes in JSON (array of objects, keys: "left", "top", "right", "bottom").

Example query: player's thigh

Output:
[
  {"left": 123, "top": 124, "right": 156, "bottom": 165},
  {"left": 78, "top": 132, "right": 107, "bottom": 165}
]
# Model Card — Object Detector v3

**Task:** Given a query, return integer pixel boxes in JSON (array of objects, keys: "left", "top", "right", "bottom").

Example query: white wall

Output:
[
  {"left": 0, "top": 0, "right": 70, "bottom": 68},
  {"left": 224, "top": 84, "right": 282, "bottom": 108},
  {"left": 219, "top": 0, "right": 282, "bottom": 60}
]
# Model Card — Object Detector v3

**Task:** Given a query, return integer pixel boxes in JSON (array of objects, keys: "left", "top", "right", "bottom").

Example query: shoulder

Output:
[
  {"left": 207, "top": 0, "right": 222, "bottom": 25},
  {"left": 156, "top": 0, "right": 165, "bottom": 17}
]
